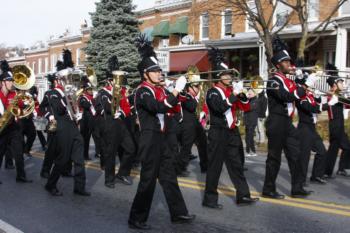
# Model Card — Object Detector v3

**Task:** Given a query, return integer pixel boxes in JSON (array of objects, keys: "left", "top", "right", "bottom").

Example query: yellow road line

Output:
[{"left": 30, "top": 151, "right": 350, "bottom": 217}]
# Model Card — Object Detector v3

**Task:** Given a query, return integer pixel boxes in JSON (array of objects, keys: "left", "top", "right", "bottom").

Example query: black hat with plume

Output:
[
  {"left": 326, "top": 63, "right": 343, "bottom": 86},
  {"left": 271, "top": 36, "right": 291, "bottom": 66},
  {"left": 135, "top": 33, "right": 161, "bottom": 78},
  {"left": 208, "top": 46, "right": 232, "bottom": 77},
  {"left": 107, "top": 55, "right": 119, "bottom": 80}
]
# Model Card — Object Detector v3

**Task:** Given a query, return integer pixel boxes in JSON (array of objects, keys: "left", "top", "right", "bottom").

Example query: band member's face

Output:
[
  {"left": 220, "top": 74, "right": 232, "bottom": 86},
  {"left": 145, "top": 70, "right": 162, "bottom": 84},
  {"left": 4, "top": 80, "right": 14, "bottom": 91},
  {"left": 87, "top": 88, "right": 93, "bottom": 95},
  {"left": 337, "top": 80, "right": 345, "bottom": 91},
  {"left": 277, "top": 60, "right": 291, "bottom": 74}
]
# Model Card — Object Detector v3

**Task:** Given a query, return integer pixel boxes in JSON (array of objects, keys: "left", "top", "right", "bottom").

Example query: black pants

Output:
[
  {"left": 203, "top": 127, "right": 250, "bottom": 204},
  {"left": 80, "top": 116, "right": 94, "bottom": 160},
  {"left": 46, "top": 120, "right": 86, "bottom": 191},
  {"left": 41, "top": 132, "right": 57, "bottom": 174},
  {"left": 93, "top": 115, "right": 106, "bottom": 168},
  {"left": 129, "top": 131, "right": 188, "bottom": 222},
  {"left": 0, "top": 126, "right": 26, "bottom": 179},
  {"left": 103, "top": 117, "right": 135, "bottom": 184},
  {"left": 37, "top": 130, "right": 47, "bottom": 148},
  {"left": 20, "top": 118, "right": 36, "bottom": 154},
  {"left": 297, "top": 123, "right": 326, "bottom": 182},
  {"left": 178, "top": 121, "right": 208, "bottom": 171},
  {"left": 263, "top": 114, "right": 303, "bottom": 193},
  {"left": 245, "top": 124, "right": 256, "bottom": 154},
  {"left": 324, "top": 128, "right": 350, "bottom": 175}
]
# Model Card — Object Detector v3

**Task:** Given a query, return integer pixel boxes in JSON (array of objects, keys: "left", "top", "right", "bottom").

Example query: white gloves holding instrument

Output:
[
  {"left": 175, "top": 76, "right": 187, "bottom": 92},
  {"left": 232, "top": 81, "right": 244, "bottom": 95}
]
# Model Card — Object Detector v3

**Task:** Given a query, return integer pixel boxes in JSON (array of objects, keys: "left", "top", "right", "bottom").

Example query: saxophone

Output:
[{"left": 0, "top": 65, "right": 35, "bottom": 133}]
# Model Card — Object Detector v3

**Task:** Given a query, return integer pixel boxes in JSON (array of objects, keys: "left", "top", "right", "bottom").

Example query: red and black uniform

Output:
[
  {"left": 129, "top": 81, "right": 189, "bottom": 223},
  {"left": 324, "top": 99, "right": 350, "bottom": 176},
  {"left": 296, "top": 91, "right": 329, "bottom": 182},
  {"left": 78, "top": 92, "right": 96, "bottom": 160},
  {"left": 263, "top": 72, "right": 306, "bottom": 194},
  {"left": 203, "top": 83, "right": 252, "bottom": 205},
  {"left": 97, "top": 85, "right": 135, "bottom": 186},
  {"left": 0, "top": 90, "right": 28, "bottom": 180},
  {"left": 177, "top": 90, "right": 208, "bottom": 173},
  {"left": 41, "top": 85, "right": 87, "bottom": 193}
]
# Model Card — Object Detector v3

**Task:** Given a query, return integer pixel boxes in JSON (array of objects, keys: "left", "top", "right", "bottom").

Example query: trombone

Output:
[{"left": 164, "top": 68, "right": 241, "bottom": 80}]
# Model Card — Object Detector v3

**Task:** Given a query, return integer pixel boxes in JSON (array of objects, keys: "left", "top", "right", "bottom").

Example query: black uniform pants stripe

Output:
[
  {"left": 129, "top": 131, "right": 188, "bottom": 222},
  {"left": 203, "top": 127, "right": 250, "bottom": 204}
]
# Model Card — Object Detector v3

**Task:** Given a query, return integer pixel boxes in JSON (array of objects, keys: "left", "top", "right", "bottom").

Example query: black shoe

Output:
[
  {"left": 236, "top": 197, "right": 259, "bottom": 206},
  {"left": 336, "top": 170, "right": 350, "bottom": 177},
  {"left": 262, "top": 191, "right": 285, "bottom": 199},
  {"left": 128, "top": 220, "right": 151, "bottom": 230},
  {"left": 61, "top": 172, "right": 73, "bottom": 178},
  {"left": 45, "top": 186, "right": 63, "bottom": 196},
  {"left": 202, "top": 202, "right": 223, "bottom": 209},
  {"left": 105, "top": 183, "right": 115, "bottom": 189},
  {"left": 323, "top": 174, "right": 336, "bottom": 179},
  {"left": 310, "top": 176, "right": 327, "bottom": 184},
  {"left": 114, "top": 174, "right": 132, "bottom": 185},
  {"left": 177, "top": 170, "right": 190, "bottom": 177},
  {"left": 171, "top": 214, "right": 196, "bottom": 224},
  {"left": 5, "top": 164, "right": 15, "bottom": 169},
  {"left": 189, "top": 154, "right": 197, "bottom": 161},
  {"left": 16, "top": 177, "right": 33, "bottom": 183},
  {"left": 74, "top": 189, "right": 91, "bottom": 196},
  {"left": 40, "top": 171, "right": 50, "bottom": 179},
  {"left": 291, "top": 188, "right": 313, "bottom": 198}
]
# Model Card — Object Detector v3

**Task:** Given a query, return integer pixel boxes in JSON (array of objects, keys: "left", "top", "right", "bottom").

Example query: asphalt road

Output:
[{"left": 0, "top": 140, "right": 349, "bottom": 233}]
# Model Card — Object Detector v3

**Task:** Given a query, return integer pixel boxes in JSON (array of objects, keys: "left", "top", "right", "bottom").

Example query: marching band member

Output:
[
  {"left": 295, "top": 71, "right": 333, "bottom": 185},
  {"left": 99, "top": 55, "right": 136, "bottom": 188},
  {"left": 243, "top": 88, "right": 259, "bottom": 157},
  {"left": 202, "top": 47, "right": 258, "bottom": 209},
  {"left": 262, "top": 37, "right": 313, "bottom": 199},
  {"left": 324, "top": 64, "right": 350, "bottom": 177},
  {"left": 128, "top": 34, "right": 195, "bottom": 230},
  {"left": 78, "top": 76, "right": 96, "bottom": 161},
  {"left": 43, "top": 50, "right": 90, "bottom": 196},
  {"left": 0, "top": 60, "right": 32, "bottom": 183},
  {"left": 177, "top": 74, "right": 208, "bottom": 175}
]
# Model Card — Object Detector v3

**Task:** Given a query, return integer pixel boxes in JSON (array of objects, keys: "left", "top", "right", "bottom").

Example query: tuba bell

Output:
[{"left": 0, "top": 65, "right": 36, "bottom": 133}]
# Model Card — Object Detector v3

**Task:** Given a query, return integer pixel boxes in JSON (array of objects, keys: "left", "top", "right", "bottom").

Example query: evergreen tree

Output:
[{"left": 85, "top": 0, "right": 140, "bottom": 81}]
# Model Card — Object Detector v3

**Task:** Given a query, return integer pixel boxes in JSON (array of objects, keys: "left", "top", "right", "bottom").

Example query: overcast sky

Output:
[{"left": 0, "top": 0, "right": 155, "bottom": 47}]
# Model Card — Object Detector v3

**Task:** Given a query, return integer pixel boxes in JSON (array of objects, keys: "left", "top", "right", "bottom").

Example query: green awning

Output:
[
  {"left": 143, "top": 27, "right": 154, "bottom": 41},
  {"left": 169, "top": 17, "right": 188, "bottom": 35},
  {"left": 152, "top": 21, "right": 169, "bottom": 37}
]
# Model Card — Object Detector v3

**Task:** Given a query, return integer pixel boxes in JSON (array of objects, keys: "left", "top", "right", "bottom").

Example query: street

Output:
[{"left": 0, "top": 140, "right": 349, "bottom": 233}]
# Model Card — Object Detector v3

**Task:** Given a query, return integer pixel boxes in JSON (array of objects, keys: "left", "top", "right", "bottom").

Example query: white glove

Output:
[
  {"left": 232, "top": 81, "right": 244, "bottom": 95},
  {"left": 305, "top": 73, "right": 319, "bottom": 88},
  {"left": 49, "top": 115, "right": 55, "bottom": 122},
  {"left": 295, "top": 69, "right": 303, "bottom": 77},
  {"left": 165, "top": 79, "right": 174, "bottom": 88},
  {"left": 313, "top": 90, "right": 323, "bottom": 98},
  {"left": 90, "top": 106, "right": 96, "bottom": 116},
  {"left": 199, "top": 111, "right": 206, "bottom": 120},
  {"left": 328, "top": 95, "right": 339, "bottom": 106},
  {"left": 175, "top": 76, "right": 187, "bottom": 92},
  {"left": 75, "top": 112, "right": 83, "bottom": 121}
]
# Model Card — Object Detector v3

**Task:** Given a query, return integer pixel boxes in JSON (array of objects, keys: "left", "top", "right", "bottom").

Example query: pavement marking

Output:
[
  {"left": 0, "top": 219, "right": 24, "bottom": 233},
  {"left": 30, "top": 151, "right": 350, "bottom": 217}
]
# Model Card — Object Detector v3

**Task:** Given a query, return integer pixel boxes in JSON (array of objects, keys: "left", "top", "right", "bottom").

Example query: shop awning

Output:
[
  {"left": 152, "top": 21, "right": 170, "bottom": 37},
  {"left": 169, "top": 17, "right": 188, "bottom": 35},
  {"left": 170, "top": 50, "right": 209, "bottom": 72},
  {"left": 142, "top": 27, "right": 154, "bottom": 41}
]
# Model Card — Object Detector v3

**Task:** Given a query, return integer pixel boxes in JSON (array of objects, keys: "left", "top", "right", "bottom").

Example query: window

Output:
[
  {"left": 76, "top": 48, "right": 81, "bottom": 65},
  {"left": 308, "top": 0, "right": 319, "bottom": 22},
  {"left": 246, "top": 1, "right": 256, "bottom": 32},
  {"left": 200, "top": 13, "right": 209, "bottom": 40},
  {"left": 38, "top": 58, "right": 42, "bottom": 74},
  {"left": 275, "top": 1, "right": 292, "bottom": 27},
  {"left": 222, "top": 10, "right": 233, "bottom": 38},
  {"left": 160, "top": 38, "right": 169, "bottom": 48},
  {"left": 45, "top": 57, "right": 48, "bottom": 73}
]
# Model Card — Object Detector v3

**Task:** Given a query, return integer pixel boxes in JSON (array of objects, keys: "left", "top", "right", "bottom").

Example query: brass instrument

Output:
[
  {"left": 0, "top": 65, "right": 35, "bottom": 133},
  {"left": 165, "top": 68, "right": 241, "bottom": 81},
  {"left": 111, "top": 70, "right": 128, "bottom": 115},
  {"left": 86, "top": 66, "right": 98, "bottom": 87}
]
